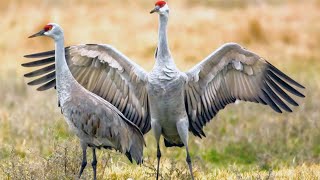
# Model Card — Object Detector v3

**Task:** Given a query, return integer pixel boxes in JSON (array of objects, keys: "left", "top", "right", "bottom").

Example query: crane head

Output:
[
  {"left": 150, "top": 0, "right": 169, "bottom": 14},
  {"left": 29, "top": 23, "right": 63, "bottom": 40}
]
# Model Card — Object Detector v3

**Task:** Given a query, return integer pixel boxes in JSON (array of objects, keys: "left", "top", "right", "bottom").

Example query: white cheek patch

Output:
[{"left": 159, "top": 4, "right": 169, "bottom": 13}]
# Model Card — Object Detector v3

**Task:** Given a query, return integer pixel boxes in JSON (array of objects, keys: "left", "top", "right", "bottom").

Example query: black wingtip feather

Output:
[
  {"left": 21, "top": 57, "right": 55, "bottom": 67},
  {"left": 24, "top": 47, "right": 70, "bottom": 59},
  {"left": 266, "top": 76, "right": 299, "bottom": 106},
  {"left": 267, "top": 61, "right": 305, "bottom": 89},
  {"left": 263, "top": 83, "right": 292, "bottom": 112},
  {"left": 268, "top": 70, "right": 305, "bottom": 98},
  {"left": 196, "top": 120, "right": 206, "bottom": 137},
  {"left": 24, "top": 64, "right": 55, "bottom": 78},
  {"left": 24, "top": 50, "right": 56, "bottom": 58},
  {"left": 189, "top": 121, "right": 205, "bottom": 138},
  {"left": 125, "top": 152, "right": 133, "bottom": 163},
  {"left": 36, "top": 79, "right": 56, "bottom": 91},
  {"left": 258, "top": 97, "right": 267, "bottom": 105},
  {"left": 27, "top": 72, "right": 56, "bottom": 86},
  {"left": 261, "top": 89, "right": 282, "bottom": 113}
]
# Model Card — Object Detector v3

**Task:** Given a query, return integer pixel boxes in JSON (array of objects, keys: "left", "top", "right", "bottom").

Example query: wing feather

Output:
[
  {"left": 21, "top": 57, "right": 55, "bottom": 67},
  {"left": 37, "top": 79, "right": 56, "bottom": 91},
  {"left": 27, "top": 71, "right": 55, "bottom": 86},
  {"left": 185, "top": 43, "right": 305, "bottom": 137},
  {"left": 23, "top": 44, "right": 150, "bottom": 134},
  {"left": 24, "top": 64, "right": 55, "bottom": 78}
]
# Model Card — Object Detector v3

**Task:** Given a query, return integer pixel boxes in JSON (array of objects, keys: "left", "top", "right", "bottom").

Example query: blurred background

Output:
[{"left": 0, "top": 0, "right": 319, "bottom": 179}]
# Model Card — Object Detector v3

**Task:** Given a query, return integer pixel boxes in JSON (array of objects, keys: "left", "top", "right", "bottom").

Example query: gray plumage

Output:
[
  {"left": 23, "top": 44, "right": 151, "bottom": 134},
  {"left": 25, "top": 23, "right": 145, "bottom": 180},
  {"left": 22, "top": 2, "right": 305, "bottom": 180},
  {"left": 63, "top": 85, "right": 145, "bottom": 163},
  {"left": 185, "top": 43, "right": 305, "bottom": 137}
]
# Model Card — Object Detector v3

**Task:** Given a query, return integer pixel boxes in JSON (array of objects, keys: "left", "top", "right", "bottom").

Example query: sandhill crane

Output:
[
  {"left": 23, "top": 1, "right": 305, "bottom": 179},
  {"left": 26, "top": 23, "right": 145, "bottom": 180}
]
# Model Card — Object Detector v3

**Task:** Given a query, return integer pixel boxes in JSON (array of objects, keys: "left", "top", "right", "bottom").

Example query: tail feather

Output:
[
  {"left": 126, "top": 127, "right": 145, "bottom": 164},
  {"left": 115, "top": 109, "right": 145, "bottom": 164},
  {"left": 125, "top": 152, "right": 133, "bottom": 163}
]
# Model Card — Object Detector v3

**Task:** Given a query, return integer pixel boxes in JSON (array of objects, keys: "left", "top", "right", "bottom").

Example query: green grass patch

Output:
[
  {"left": 204, "top": 142, "right": 257, "bottom": 166},
  {"left": 0, "top": 148, "right": 11, "bottom": 160},
  {"left": 53, "top": 123, "right": 70, "bottom": 141},
  {"left": 312, "top": 135, "right": 320, "bottom": 156},
  {"left": 313, "top": 145, "right": 320, "bottom": 156}
]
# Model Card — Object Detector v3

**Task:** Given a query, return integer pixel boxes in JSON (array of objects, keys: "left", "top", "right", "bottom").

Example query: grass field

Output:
[{"left": 0, "top": 0, "right": 319, "bottom": 179}]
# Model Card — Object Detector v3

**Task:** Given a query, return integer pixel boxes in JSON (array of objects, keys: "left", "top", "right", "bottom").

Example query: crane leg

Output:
[
  {"left": 177, "top": 119, "right": 194, "bottom": 180},
  {"left": 92, "top": 148, "right": 97, "bottom": 180},
  {"left": 79, "top": 142, "right": 88, "bottom": 178},
  {"left": 151, "top": 120, "right": 162, "bottom": 180},
  {"left": 186, "top": 147, "right": 194, "bottom": 180},
  {"left": 156, "top": 143, "right": 161, "bottom": 180}
]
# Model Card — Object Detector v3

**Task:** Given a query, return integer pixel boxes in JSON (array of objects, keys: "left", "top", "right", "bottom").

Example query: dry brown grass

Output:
[{"left": 0, "top": 0, "right": 319, "bottom": 179}]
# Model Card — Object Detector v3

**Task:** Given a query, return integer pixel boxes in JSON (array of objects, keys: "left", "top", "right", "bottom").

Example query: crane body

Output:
[{"left": 26, "top": 23, "right": 145, "bottom": 180}]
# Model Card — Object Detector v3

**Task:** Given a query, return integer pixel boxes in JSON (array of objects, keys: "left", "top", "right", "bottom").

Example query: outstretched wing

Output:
[
  {"left": 185, "top": 43, "right": 305, "bottom": 138},
  {"left": 23, "top": 44, "right": 151, "bottom": 134}
]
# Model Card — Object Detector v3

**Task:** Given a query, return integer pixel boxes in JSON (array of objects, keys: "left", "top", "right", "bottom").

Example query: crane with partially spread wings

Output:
[{"left": 26, "top": 23, "right": 145, "bottom": 180}]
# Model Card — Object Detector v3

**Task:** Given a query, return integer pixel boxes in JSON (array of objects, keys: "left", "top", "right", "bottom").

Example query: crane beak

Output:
[
  {"left": 28, "top": 30, "right": 45, "bottom": 38},
  {"left": 150, "top": 6, "right": 160, "bottom": 14}
]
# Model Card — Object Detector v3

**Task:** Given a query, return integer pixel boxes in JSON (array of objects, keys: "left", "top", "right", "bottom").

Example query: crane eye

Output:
[{"left": 44, "top": 25, "right": 53, "bottom": 32}]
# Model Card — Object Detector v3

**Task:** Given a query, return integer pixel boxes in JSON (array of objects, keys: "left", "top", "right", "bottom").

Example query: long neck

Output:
[
  {"left": 156, "top": 14, "right": 174, "bottom": 66},
  {"left": 55, "top": 36, "right": 76, "bottom": 104},
  {"left": 55, "top": 37, "right": 68, "bottom": 77}
]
